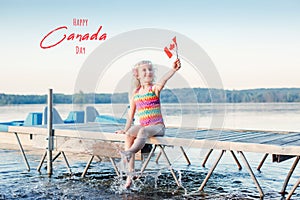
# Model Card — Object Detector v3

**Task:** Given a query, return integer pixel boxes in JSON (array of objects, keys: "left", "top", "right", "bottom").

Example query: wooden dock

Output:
[{"left": 3, "top": 123, "right": 300, "bottom": 199}]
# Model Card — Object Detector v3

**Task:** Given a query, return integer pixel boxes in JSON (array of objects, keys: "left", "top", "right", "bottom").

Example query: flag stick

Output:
[{"left": 174, "top": 37, "right": 179, "bottom": 59}]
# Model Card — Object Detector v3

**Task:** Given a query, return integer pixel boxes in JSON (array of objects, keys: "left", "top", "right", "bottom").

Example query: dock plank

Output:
[
  {"left": 7, "top": 124, "right": 300, "bottom": 156},
  {"left": 230, "top": 132, "right": 293, "bottom": 143}
]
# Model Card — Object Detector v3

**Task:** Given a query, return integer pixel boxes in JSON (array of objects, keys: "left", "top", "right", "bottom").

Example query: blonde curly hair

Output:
[{"left": 129, "top": 60, "right": 156, "bottom": 98}]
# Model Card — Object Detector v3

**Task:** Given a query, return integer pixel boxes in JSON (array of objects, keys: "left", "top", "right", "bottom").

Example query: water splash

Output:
[
  {"left": 153, "top": 169, "right": 162, "bottom": 189},
  {"left": 177, "top": 169, "right": 188, "bottom": 195},
  {"left": 2, "top": 148, "right": 300, "bottom": 199}
]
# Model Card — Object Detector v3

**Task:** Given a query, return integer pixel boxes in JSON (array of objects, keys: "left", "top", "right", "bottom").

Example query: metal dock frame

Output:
[{"left": 199, "top": 150, "right": 264, "bottom": 198}]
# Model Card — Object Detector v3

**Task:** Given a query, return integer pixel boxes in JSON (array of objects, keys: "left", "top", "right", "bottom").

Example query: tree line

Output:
[{"left": 1, "top": 88, "right": 300, "bottom": 105}]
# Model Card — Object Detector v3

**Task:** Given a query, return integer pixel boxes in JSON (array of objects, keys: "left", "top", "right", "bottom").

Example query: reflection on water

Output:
[{"left": 2, "top": 103, "right": 300, "bottom": 131}]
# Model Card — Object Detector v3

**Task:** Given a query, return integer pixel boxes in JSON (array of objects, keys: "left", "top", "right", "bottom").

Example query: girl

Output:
[{"left": 116, "top": 59, "right": 181, "bottom": 188}]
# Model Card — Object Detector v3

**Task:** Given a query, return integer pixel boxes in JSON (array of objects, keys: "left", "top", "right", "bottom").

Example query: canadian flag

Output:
[{"left": 164, "top": 36, "right": 178, "bottom": 59}]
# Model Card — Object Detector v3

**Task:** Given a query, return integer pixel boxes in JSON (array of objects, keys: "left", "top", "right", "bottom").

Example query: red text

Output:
[
  {"left": 40, "top": 26, "right": 107, "bottom": 49},
  {"left": 73, "top": 18, "right": 88, "bottom": 26},
  {"left": 76, "top": 46, "right": 85, "bottom": 54}
]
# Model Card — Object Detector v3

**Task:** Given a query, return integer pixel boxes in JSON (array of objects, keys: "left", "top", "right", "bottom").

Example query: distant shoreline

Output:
[{"left": 1, "top": 87, "right": 300, "bottom": 105}]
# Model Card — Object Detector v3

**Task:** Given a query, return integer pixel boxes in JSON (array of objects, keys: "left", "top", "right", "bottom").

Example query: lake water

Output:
[{"left": 1, "top": 103, "right": 300, "bottom": 199}]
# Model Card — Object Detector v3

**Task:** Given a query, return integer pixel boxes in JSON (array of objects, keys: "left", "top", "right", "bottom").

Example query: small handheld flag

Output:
[{"left": 164, "top": 36, "right": 178, "bottom": 59}]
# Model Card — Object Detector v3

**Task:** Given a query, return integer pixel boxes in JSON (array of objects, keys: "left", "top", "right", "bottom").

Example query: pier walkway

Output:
[{"left": 4, "top": 123, "right": 300, "bottom": 199}]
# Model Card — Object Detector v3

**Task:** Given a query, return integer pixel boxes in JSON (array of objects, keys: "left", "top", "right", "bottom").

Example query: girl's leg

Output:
[
  {"left": 124, "top": 134, "right": 135, "bottom": 174},
  {"left": 123, "top": 125, "right": 142, "bottom": 188},
  {"left": 126, "top": 124, "right": 165, "bottom": 153},
  {"left": 123, "top": 124, "right": 165, "bottom": 188},
  {"left": 125, "top": 154, "right": 135, "bottom": 188},
  {"left": 125, "top": 134, "right": 135, "bottom": 151},
  {"left": 124, "top": 125, "right": 142, "bottom": 151}
]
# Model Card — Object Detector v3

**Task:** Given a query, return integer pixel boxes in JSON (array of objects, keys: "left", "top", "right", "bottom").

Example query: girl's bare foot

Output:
[{"left": 125, "top": 176, "right": 132, "bottom": 188}]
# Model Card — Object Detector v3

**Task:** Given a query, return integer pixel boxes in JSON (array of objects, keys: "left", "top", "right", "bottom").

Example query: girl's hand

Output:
[
  {"left": 173, "top": 59, "right": 181, "bottom": 71},
  {"left": 115, "top": 130, "right": 126, "bottom": 134}
]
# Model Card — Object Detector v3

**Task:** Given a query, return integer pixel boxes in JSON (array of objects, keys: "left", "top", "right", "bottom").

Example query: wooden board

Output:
[
  {"left": 7, "top": 124, "right": 300, "bottom": 156},
  {"left": 55, "top": 136, "right": 142, "bottom": 160}
]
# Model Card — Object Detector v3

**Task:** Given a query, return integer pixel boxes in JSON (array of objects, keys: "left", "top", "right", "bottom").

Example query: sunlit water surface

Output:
[{"left": 1, "top": 103, "right": 300, "bottom": 199}]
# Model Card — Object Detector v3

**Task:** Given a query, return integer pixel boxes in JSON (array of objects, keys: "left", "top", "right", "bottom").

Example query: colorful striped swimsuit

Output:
[{"left": 134, "top": 86, "right": 164, "bottom": 126}]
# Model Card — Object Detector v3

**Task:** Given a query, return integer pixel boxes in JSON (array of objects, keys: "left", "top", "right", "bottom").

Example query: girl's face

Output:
[{"left": 137, "top": 64, "right": 154, "bottom": 84}]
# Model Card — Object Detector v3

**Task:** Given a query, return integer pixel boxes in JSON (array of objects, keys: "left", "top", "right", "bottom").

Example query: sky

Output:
[{"left": 0, "top": 0, "right": 299, "bottom": 94}]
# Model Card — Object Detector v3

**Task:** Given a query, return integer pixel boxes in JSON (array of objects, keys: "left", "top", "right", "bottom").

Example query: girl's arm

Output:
[
  {"left": 124, "top": 96, "right": 136, "bottom": 132},
  {"left": 115, "top": 95, "right": 136, "bottom": 134},
  {"left": 154, "top": 59, "right": 181, "bottom": 95}
]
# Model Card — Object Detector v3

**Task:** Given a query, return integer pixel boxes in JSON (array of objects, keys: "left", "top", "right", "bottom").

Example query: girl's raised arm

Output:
[{"left": 154, "top": 59, "right": 181, "bottom": 95}]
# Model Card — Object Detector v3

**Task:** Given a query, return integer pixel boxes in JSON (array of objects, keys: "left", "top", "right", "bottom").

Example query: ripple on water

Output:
[{"left": 2, "top": 148, "right": 300, "bottom": 199}]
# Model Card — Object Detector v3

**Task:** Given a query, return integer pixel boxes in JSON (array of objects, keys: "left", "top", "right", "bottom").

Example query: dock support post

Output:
[
  {"left": 110, "top": 157, "right": 120, "bottom": 176},
  {"left": 37, "top": 151, "right": 47, "bottom": 172},
  {"left": 155, "top": 146, "right": 191, "bottom": 166},
  {"left": 257, "top": 153, "right": 269, "bottom": 171},
  {"left": 202, "top": 150, "right": 241, "bottom": 170},
  {"left": 180, "top": 146, "right": 191, "bottom": 165},
  {"left": 199, "top": 150, "right": 225, "bottom": 191},
  {"left": 155, "top": 147, "right": 163, "bottom": 163},
  {"left": 14, "top": 132, "right": 30, "bottom": 171},
  {"left": 140, "top": 144, "right": 181, "bottom": 187},
  {"left": 61, "top": 151, "right": 72, "bottom": 174},
  {"left": 140, "top": 145, "right": 157, "bottom": 176},
  {"left": 230, "top": 150, "right": 242, "bottom": 170},
  {"left": 81, "top": 155, "right": 94, "bottom": 178},
  {"left": 239, "top": 151, "right": 264, "bottom": 198},
  {"left": 52, "top": 152, "right": 62, "bottom": 162},
  {"left": 157, "top": 145, "right": 181, "bottom": 187},
  {"left": 140, "top": 144, "right": 180, "bottom": 186},
  {"left": 202, "top": 149, "right": 213, "bottom": 167},
  {"left": 286, "top": 177, "right": 300, "bottom": 200},
  {"left": 281, "top": 156, "right": 300, "bottom": 194},
  {"left": 47, "top": 89, "right": 54, "bottom": 177}
]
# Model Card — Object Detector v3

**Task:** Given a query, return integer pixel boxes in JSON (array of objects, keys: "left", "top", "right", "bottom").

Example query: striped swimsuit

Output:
[{"left": 134, "top": 86, "right": 164, "bottom": 126}]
